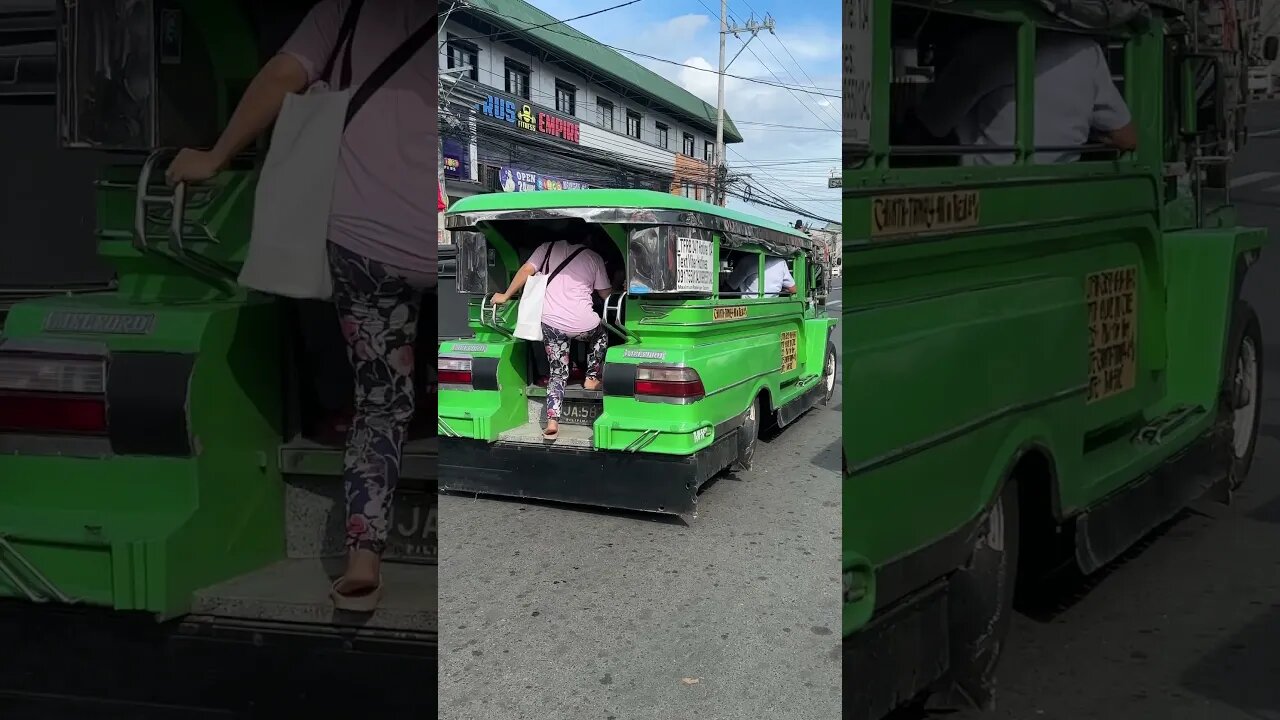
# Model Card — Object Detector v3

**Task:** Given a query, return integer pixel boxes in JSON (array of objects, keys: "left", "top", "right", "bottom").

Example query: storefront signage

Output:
[
  {"left": 499, "top": 166, "right": 589, "bottom": 193},
  {"left": 478, "top": 95, "right": 580, "bottom": 144},
  {"left": 442, "top": 137, "right": 470, "bottom": 180}
]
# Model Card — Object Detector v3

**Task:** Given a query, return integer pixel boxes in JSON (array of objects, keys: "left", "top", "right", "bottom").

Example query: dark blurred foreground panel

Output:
[{"left": 0, "top": 600, "right": 437, "bottom": 717}]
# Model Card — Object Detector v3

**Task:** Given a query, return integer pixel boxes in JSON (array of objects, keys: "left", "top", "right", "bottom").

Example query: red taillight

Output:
[
  {"left": 0, "top": 393, "right": 108, "bottom": 435},
  {"left": 634, "top": 365, "right": 705, "bottom": 402},
  {"left": 0, "top": 353, "right": 109, "bottom": 435},
  {"left": 438, "top": 356, "right": 473, "bottom": 386}
]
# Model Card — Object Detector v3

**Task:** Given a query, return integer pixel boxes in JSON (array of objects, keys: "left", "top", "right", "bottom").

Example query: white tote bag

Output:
[
  {"left": 237, "top": 85, "right": 350, "bottom": 300},
  {"left": 513, "top": 242, "right": 556, "bottom": 341},
  {"left": 513, "top": 272, "right": 550, "bottom": 341}
]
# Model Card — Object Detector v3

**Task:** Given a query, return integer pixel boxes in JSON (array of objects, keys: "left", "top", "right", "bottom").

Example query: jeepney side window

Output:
[
  {"left": 1030, "top": 30, "right": 1130, "bottom": 164},
  {"left": 626, "top": 226, "right": 715, "bottom": 296},
  {"left": 453, "top": 230, "right": 493, "bottom": 294},
  {"left": 886, "top": 8, "right": 1019, "bottom": 168},
  {"left": 720, "top": 249, "right": 763, "bottom": 299}
]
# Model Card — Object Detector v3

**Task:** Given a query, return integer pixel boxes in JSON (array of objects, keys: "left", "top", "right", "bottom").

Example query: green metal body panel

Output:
[
  {"left": 0, "top": 1, "right": 288, "bottom": 618},
  {"left": 843, "top": 1, "right": 1265, "bottom": 641}
]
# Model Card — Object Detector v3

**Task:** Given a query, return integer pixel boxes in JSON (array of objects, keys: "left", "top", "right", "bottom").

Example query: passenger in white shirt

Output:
[
  {"left": 728, "top": 255, "right": 797, "bottom": 298},
  {"left": 914, "top": 29, "right": 1137, "bottom": 165}
]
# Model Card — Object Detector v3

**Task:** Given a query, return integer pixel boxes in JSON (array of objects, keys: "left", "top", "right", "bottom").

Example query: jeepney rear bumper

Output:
[{"left": 438, "top": 432, "right": 741, "bottom": 515}]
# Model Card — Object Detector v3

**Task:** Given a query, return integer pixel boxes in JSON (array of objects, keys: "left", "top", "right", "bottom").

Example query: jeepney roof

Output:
[{"left": 445, "top": 188, "right": 813, "bottom": 253}]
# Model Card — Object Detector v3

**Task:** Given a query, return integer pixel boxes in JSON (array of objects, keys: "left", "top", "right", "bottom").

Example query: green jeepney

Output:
[
  {"left": 0, "top": 2, "right": 435, "bottom": 695},
  {"left": 438, "top": 189, "right": 838, "bottom": 515},
  {"left": 845, "top": 0, "right": 1272, "bottom": 716}
]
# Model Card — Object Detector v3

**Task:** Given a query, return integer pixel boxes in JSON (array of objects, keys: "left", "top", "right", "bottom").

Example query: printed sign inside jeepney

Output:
[
  {"left": 844, "top": 0, "right": 873, "bottom": 145},
  {"left": 1086, "top": 266, "right": 1138, "bottom": 403},
  {"left": 871, "top": 191, "right": 981, "bottom": 237},
  {"left": 713, "top": 306, "right": 748, "bottom": 322},
  {"left": 675, "top": 236, "right": 714, "bottom": 293},
  {"left": 781, "top": 330, "right": 798, "bottom": 372}
]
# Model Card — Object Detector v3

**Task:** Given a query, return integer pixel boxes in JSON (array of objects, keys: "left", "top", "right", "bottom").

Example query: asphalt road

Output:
[
  {"left": 913, "top": 102, "right": 1280, "bottom": 720},
  {"left": 437, "top": 287, "right": 843, "bottom": 720}
]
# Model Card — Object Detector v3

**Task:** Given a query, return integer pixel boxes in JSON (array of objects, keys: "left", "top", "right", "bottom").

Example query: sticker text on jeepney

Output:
[
  {"left": 713, "top": 306, "right": 747, "bottom": 321},
  {"left": 676, "top": 236, "right": 714, "bottom": 293},
  {"left": 1086, "top": 265, "right": 1138, "bottom": 403},
  {"left": 871, "top": 191, "right": 980, "bottom": 237},
  {"left": 781, "top": 330, "right": 798, "bottom": 372}
]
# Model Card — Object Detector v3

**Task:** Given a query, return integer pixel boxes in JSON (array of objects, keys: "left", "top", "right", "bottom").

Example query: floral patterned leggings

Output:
[
  {"left": 329, "top": 243, "right": 430, "bottom": 554},
  {"left": 542, "top": 322, "right": 609, "bottom": 420}
]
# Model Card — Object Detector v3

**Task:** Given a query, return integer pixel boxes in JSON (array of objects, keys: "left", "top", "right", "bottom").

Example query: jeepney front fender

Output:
[{"left": 1162, "top": 226, "right": 1266, "bottom": 413}]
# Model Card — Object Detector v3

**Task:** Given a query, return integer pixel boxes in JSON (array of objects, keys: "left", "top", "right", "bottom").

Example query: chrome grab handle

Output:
[
  {"left": 477, "top": 295, "right": 513, "bottom": 337},
  {"left": 134, "top": 147, "right": 187, "bottom": 253},
  {"left": 603, "top": 292, "right": 628, "bottom": 338}
]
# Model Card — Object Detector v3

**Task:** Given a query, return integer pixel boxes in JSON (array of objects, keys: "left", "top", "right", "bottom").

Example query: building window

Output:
[
  {"left": 626, "top": 110, "right": 642, "bottom": 140},
  {"left": 683, "top": 132, "right": 695, "bottom": 158},
  {"left": 597, "top": 98, "right": 615, "bottom": 130},
  {"left": 705, "top": 141, "right": 715, "bottom": 163},
  {"left": 555, "top": 80, "right": 576, "bottom": 116},
  {"left": 682, "top": 181, "right": 695, "bottom": 199},
  {"left": 446, "top": 35, "right": 478, "bottom": 82},
  {"left": 655, "top": 122, "right": 669, "bottom": 149},
  {"left": 505, "top": 59, "right": 530, "bottom": 100}
]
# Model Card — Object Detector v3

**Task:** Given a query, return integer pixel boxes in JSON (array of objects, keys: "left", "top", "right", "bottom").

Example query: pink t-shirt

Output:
[
  {"left": 531, "top": 241, "right": 612, "bottom": 335},
  {"left": 281, "top": 0, "right": 435, "bottom": 278}
]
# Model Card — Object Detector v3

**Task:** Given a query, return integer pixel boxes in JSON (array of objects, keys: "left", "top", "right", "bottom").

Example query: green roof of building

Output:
[{"left": 458, "top": 0, "right": 744, "bottom": 143}]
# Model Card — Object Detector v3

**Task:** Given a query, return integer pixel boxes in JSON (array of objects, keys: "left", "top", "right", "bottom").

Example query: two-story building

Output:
[{"left": 439, "top": 0, "right": 742, "bottom": 205}]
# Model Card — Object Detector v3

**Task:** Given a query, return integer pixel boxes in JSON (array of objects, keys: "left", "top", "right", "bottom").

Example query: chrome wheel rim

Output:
[{"left": 1234, "top": 335, "right": 1260, "bottom": 459}]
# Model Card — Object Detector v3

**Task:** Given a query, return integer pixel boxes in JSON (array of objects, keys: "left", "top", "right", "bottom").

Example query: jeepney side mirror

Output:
[
  {"left": 1265, "top": 36, "right": 1279, "bottom": 63},
  {"left": 1179, "top": 55, "right": 1221, "bottom": 140}
]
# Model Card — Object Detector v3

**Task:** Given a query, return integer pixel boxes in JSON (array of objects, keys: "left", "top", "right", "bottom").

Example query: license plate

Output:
[
  {"left": 559, "top": 400, "right": 603, "bottom": 426},
  {"left": 387, "top": 491, "right": 436, "bottom": 563}
]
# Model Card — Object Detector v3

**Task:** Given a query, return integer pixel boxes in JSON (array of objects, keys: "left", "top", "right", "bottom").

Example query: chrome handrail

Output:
[{"left": 603, "top": 292, "right": 629, "bottom": 339}]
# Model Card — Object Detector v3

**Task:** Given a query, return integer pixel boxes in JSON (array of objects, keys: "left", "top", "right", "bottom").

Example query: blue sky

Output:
[{"left": 526, "top": 0, "right": 842, "bottom": 227}]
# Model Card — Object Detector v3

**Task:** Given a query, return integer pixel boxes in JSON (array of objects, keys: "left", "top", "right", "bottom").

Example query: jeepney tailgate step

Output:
[
  {"left": 189, "top": 558, "right": 436, "bottom": 639},
  {"left": 498, "top": 422, "right": 594, "bottom": 448}
]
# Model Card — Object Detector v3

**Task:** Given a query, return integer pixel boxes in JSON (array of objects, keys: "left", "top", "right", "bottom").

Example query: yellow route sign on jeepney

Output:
[
  {"left": 871, "top": 190, "right": 981, "bottom": 238},
  {"left": 1086, "top": 265, "right": 1138, "bottom": 403}
]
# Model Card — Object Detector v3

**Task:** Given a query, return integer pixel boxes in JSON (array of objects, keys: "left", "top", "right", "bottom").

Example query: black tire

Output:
[
  {"left": 732, "top": 395, "right": 761, "bottom": 471},
  {"left": 946, "top": 478, "right": 1020, "bottom": 710},
  {"left": 1224, "top": 301, "right": 1263, "bottom": 486},
  {"left": 821, "top": 340, "right": 837, "bottom": 405}
]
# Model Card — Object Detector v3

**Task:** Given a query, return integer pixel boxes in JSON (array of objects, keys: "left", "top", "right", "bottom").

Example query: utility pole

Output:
[{"left": 715, "top": 8, "right": 774, "bottom": 205}]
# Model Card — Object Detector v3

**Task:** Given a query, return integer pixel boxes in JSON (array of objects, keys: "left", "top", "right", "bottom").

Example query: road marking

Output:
[
  {"left": 1230, "top": 171, "right": 1280, "bottom": 188},
  {"left": 1251, "top": 127, "right": 1280, "bottom": 138}
]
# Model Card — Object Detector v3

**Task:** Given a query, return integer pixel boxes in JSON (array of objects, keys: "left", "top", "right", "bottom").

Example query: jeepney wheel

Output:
[
  {"left": 946, "top": 478, "right": 1020, "bottom": 710},
  {"left": 1226, "top": 302, "right": 1263, "bottom": 487},
  {"left": 822, "top": 341, "right": 837, "bottom": 405},
  {"left": 732, "top": 396, "right": 761, "bottom": 472}
]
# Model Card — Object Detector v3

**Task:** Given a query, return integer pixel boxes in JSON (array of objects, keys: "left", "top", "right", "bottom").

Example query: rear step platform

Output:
[
  {"left": 189, "top": 558, "right": 435, "bottom": 642},
  {"left": 498, "top": 422, "right": 594, "bottom": 447},
  {"left": 279, "top": 436, "right": 438, "bottom": 479}
]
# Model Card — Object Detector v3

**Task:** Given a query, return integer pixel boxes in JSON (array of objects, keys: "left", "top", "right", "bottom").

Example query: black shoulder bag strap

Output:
[
  {"left": 320, "top": 0, "right": 365, "bottom": 90},
  {"left": 547, "top": 247, "right": 588, "bottom": 284},
  {"left": 538, "top": 241, "right": 559, "bottom": 274},
  {"left": 344, "top": 12, "right": 439, "bottom": 128}
]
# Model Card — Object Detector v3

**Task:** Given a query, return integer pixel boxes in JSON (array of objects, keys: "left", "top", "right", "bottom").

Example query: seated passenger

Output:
[
  {"left": 913, "top": 29, "right": 1137, "bottom": 165},
  {"left": 727, "top": 254, "right": 798, "bottom": 298}
]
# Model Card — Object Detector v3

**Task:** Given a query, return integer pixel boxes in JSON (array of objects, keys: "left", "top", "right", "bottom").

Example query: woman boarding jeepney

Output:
[{"left": 492, "top": 226, "right": 615, "bottom": 440}]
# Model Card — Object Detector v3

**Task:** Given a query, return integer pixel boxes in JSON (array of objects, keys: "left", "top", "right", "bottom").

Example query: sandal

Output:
[{"left": 330, "top": 575, "right": 383, "bottom": 613}]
